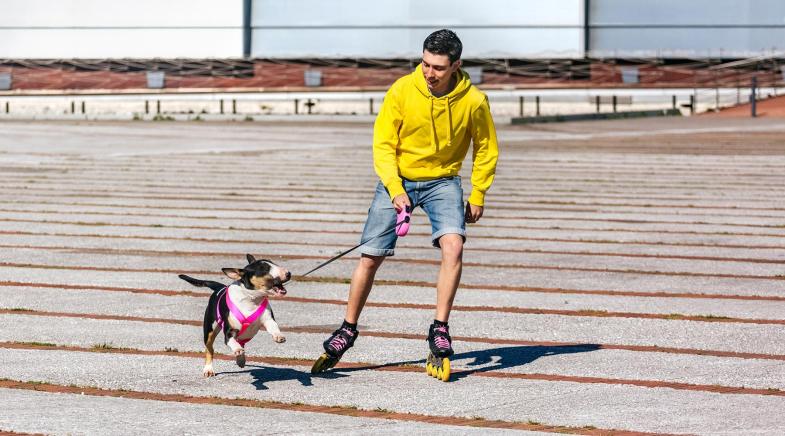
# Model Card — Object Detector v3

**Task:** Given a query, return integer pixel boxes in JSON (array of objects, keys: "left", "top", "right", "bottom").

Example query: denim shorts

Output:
[{"left": 359, "top": 176, "right": 466, "bottom": 257}]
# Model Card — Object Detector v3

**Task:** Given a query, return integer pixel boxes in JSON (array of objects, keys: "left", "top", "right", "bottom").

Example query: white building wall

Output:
[
  {"left": 0, "top": 0, "right": 243, "bottom": 58},
  {"left": 589, "top": 0, "right": 785, "bottom": 57},
  {"left": 251, "top": 0, "right": 585, "bottom": 58}
]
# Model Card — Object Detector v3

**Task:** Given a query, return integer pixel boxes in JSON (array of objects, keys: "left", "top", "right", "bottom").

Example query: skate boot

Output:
[
  {"left": 311, "top": 322, "right": 359, "bottom": 374},
  {"left": 425, "top": 321, "right": 453, "bottom": 382}
]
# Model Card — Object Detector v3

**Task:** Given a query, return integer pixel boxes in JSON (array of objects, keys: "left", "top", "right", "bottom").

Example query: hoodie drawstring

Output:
[{"left": 430, "top": 96, "right": 454, "bottom": 152}]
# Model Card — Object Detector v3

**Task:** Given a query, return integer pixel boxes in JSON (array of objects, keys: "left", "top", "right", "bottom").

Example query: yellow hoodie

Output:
[{"left": 373, "top": 64, "right": 498, "bottom": 206}]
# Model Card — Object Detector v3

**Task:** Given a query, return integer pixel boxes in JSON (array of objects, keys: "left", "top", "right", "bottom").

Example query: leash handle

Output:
[{"left": 395, "top": 205, "right": 411, "bottom": 237}]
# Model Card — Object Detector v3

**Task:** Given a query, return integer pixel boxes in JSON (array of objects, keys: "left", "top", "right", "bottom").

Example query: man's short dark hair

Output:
[{"left": 423, "top": 29, "right": 462, "bottom": 64}]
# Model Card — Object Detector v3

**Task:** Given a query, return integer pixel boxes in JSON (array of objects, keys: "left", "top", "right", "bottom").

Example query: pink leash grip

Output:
[{"left": 396, "top": 206, "right": 411, "bottom": 236}]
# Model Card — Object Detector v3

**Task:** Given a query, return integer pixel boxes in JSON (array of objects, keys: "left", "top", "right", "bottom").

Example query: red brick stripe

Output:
[
  {"left": 2, "top": 342, "right": 784, "bottom": 399},
  {"left": 3, "top": 310, "right": 784, "bottom": 362},
  {"left": 0, "top": 379, "right": 662, "bottom": 435}
]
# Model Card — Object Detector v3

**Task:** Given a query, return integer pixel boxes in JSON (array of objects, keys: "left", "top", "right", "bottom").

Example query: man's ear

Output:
[
  {"left": 222, "top": 268, "right": 243, "bottom": 280},
  {"left": 453, "top": 59, "right": 462, "bottom": 71}
]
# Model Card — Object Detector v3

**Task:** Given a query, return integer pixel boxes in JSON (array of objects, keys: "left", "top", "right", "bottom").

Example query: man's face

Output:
[{"left": 422, "top": 50, "right": 461, "bottom": 95}]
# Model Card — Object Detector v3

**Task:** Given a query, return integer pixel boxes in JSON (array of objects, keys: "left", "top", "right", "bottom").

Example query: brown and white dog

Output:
[{"left": 179, "top": 254, "right": 290, "bottom": 377}]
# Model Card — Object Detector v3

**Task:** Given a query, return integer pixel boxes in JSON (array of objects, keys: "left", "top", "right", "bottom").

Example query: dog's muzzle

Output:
[{"left": 272, "top": 273, "right": 291, "bottom": 296}]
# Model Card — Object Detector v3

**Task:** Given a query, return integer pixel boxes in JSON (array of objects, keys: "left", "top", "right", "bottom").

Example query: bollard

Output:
[
  {"left": 612, "top": 95, "right": 617, "bottom": 113},
  {"left": 294, "top": 99, "right": 299, "bottom": 115},
  {"left": 751, "top": 76, "right": 757, "bottom": 118},
  {"left": 369, "top": 98, "right": 374, "bottom": 115},
  {"left": 71, "top": 101, "right": 75, "bottom": 114},
  {"left": 5, "top": 101, "right": 9, "bottom": 113},
  {"left": 220, "top": 100, "right": 224, "bottom": 114},
  {"left": 595, "top": 95, "right": 600, "bottom": 113},
  {"left": 535, "top": 96, "right": 540, "bottom": 116},
  {"left": 672, "top": 95, "right": 677, "bottom": 110},
  {"left": 232, "top": 99, "right": 237, "bottom": 114},
  {"left": 519, "top": 96, "right": 524, "bottom": 117},
  {"left": 145, "top": 101, "right": 149, "bottom": 114},
  {"left": 689, "top": 95, "right": 695, "bottom": 115},
  {"left": 81, "top": 101, "right": 85, "bottom": 114},
  {"left": 156, "top": 100, "right": 161, "bottom": 114}
]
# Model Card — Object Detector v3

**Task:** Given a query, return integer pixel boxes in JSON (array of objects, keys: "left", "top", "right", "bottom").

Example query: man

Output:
[{"left": 318, "top": 29, "right": 498, "bottom": 366}]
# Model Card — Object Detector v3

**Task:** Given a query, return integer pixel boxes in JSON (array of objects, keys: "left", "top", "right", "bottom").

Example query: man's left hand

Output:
[{"left": 465, "top": 202, "right": 484, "bottom": 223}]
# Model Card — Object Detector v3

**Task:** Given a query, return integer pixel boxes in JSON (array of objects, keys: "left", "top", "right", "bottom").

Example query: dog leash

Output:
[{"left": 296, "top": 206, "right": 412, "bottom": 278}]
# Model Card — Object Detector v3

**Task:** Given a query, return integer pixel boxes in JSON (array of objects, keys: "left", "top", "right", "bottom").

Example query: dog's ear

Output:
[
  {"left": 222, "top": 268, "right": 243, "bottom": 280},
  {"left": 246, "top": 254, "right": 256, "bottom": 264}
]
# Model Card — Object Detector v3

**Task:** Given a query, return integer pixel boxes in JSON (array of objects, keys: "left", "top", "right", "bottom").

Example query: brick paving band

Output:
[
  {"left": 3, "top": 309, "right": 785, "bottom": 361},
  {"left": 0, "top": 379, "right": 664, "bottom": 436},
  {"left": 2, "top": 341, "right": 783, "bottom": 398}
]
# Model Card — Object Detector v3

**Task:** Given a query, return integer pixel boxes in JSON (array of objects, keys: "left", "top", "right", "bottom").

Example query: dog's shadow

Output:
[{"left": 218, "top": 364, "right": 328, "bottom": 390}]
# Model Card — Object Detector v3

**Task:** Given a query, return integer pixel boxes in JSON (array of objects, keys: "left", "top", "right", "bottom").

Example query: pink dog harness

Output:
[{"left": 216, "top": 287, "right": 269, "bottom": 347}]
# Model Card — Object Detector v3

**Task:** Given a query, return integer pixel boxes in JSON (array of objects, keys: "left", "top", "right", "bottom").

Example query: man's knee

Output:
[
  {"left": 439, "top": 234, "right": 464, "bottom": 262},
  {"left": 358, "top": 254, "right": 385, "bottom": 271}
]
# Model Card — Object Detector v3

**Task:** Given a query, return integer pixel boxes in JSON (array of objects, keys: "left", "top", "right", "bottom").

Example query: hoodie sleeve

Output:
[
  {"left": 372, "top": 82, "right": 406, "bottom": 200},
  {"left": 468, "top": 95, "right": 499, "bottom": 206}
]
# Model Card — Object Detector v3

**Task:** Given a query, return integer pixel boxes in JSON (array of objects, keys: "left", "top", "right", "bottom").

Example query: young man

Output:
[{"left": 319, "top": 29, "right": 498, "bottom": 365}]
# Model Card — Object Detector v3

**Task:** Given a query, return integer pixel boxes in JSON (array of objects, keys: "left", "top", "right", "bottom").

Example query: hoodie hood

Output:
[{"left": 412, "top": 64, "right": 472, "bottom": 151}]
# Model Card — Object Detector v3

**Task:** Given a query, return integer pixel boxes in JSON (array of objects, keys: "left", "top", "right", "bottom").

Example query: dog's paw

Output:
[
  {"left": 203, "top": 364, "right": 215, "bottom": 378},
  {"left": 273, "top": 335, "right": 286, "bottom": 343},
  {"left": 234, "top": 348, "right": 246, "bottom": 368}
]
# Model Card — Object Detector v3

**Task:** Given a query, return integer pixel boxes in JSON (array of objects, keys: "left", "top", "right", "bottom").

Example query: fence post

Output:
[
  {"left": 672, "top": 95, "right": 676, "bottom": 110},
  {"left": 294, "top": 99, "right": 299, "bottom": 115},
  {"left": 612, "top": 95, "right": 617, "bottom": 113},
  {"left": 156, "top": 100, "right": 161, "bottom": 114},
  {"left": 232, "top": 99, "right": 237, "bottom": 114},
  {"left": 81, "top": 101, "right": 85, "bottom": 114},
  {"left": 689, "top": 95, "right": 694, "bottom": 115},
  {"left": 220, "top": 100, "right": 224, "bottom": 114},
  {"left": 71, "top": 101, "right": 75, "bottom": 114},
  {"left": 145, "top": 101, "right": 149, "bottom": 114},
  {"left": 715, "top": 87, "right": 719, "bottom": 111},
  {"left": 519, "top": 96, "right": 524, "bottom": 117},
  {"left": 751, "top": 76, "right": 757, "bottom": 118},
  {"left": 369, "top": 98, "right": 374, "bottom": 115},
  {"left": 535, "top": 96, "right": 540, "bottom": 116},
  {"left": 596, "top": 95, "right": 600, "bottom": 113}
]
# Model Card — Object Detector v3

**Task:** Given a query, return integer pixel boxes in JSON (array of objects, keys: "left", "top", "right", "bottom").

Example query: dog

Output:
[{"left": 179, "top": 254, "right": 290, "bottom": 377}]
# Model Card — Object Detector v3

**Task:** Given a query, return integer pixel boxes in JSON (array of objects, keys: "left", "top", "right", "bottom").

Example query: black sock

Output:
[
  {"left": 433, "top": 319, "right": 448, "bottom": 327},
  {"left": 342, "top": 320, "right": 358, "bottom": 331}
]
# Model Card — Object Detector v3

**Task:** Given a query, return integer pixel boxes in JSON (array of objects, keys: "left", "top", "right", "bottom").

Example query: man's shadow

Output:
[
  {"left": 450, "top": 343, "right": 602, "bottom": 381},
  {"left": 212, "top": 343, "right": 602, "bottom": 387}
]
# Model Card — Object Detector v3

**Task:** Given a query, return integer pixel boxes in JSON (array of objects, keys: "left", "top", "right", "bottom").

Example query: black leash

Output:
[{"left": 297, "top": 212, "right": 409, "bottom": 278}]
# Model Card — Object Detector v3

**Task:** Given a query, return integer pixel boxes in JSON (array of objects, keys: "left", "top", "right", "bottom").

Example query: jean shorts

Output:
[{"left": 359, "top": 176, "right": 466, "bottom": 257}]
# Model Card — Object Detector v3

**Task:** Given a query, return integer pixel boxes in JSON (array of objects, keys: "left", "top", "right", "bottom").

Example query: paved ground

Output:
[{"left": 0, "top": 116, "right": 784, "bottom": 435}]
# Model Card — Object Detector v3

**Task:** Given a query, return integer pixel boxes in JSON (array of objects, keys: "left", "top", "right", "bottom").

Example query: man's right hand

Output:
[{"left": 392, "top": 193, "right": 411, "bottom": 212}]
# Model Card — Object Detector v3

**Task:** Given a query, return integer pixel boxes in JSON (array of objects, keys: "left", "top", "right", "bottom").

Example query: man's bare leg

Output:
[
  {"left": 435, "top": 234, "right": 463, "bottom": 322},
  {"left": 344, "top": 254, "right": 385, "bottom": 323}
]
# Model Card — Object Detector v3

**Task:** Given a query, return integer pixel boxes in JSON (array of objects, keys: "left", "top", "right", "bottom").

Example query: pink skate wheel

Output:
[{"left": 396, "top": 206, "right": 411, "bottom": 236}]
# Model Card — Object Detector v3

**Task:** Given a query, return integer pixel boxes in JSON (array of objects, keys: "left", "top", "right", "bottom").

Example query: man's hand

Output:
[
  {"left": 392, "top": 193, "right": 411, "bottom": 212},
  {"left": 465, "top": 202, "right": 484, "bottom": 223}
]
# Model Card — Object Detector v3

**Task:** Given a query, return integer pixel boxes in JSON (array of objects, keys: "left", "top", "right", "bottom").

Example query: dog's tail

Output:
[{"left": 178, "top": 274, "right": 225, "bottom": 293}]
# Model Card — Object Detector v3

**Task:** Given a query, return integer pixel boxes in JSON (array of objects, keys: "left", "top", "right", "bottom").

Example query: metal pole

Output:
[
  {"left": 519, "top": 96, "right": 524, "bottom": 117},
  {"left": 535, "top": 96, "right": 540, "bottom": 116},
  {"left": 689, "top": 95, "right": 694, "bottom": 115},
  {"left": 232, "top": 99, "right": 237, "bottom": 114},
  {"left": 220, "top": 100, "right": 224, "bottom": 114},
  {"left": 369, "top": 98, "right": 374, "bottom": 115},
  {"left": 4, "top": 102, "right": 8, "bottom": 113},
  {"left": 612, "top": 95, "right": 617, "bottom": 113},
  {"left": 81, "top": 101, "right": 85, "bottom": 114},
  {"left": 242, "top": 0, "right": 252, "bottom": 58},
  {"left": 294, "top": 99, "right": 299, "bottom": 115},
  {"left": 715, "top": 87, "right": 719, "bottom": 111},
  {"left": 145, "top": 101, "right": 149, "bottom": 114},
  {"left": 751, "top": 76, "right": 757, "bottom": 118},
  {"left": 156, "top": 100, "right": 161, "bottom": 114},
  {"left": 672, "top": 95, "right": 676, "bottom": 110},
  {"left": 596, "top": 95, "right": 600, "bottom": 113},
  {"left": 71, "top": 101, "right": 75, "bottom": 114}
]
